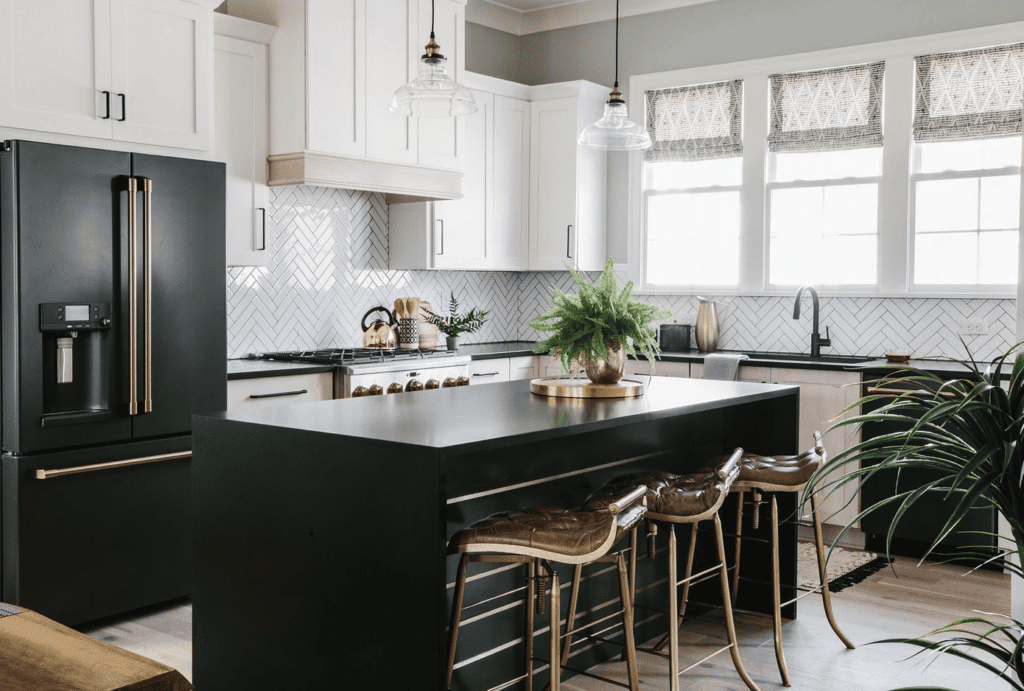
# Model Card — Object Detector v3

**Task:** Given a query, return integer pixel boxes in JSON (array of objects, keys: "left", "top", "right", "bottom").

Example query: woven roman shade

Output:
[
  {"left": 644, "top": 79, "right": 743, "bottom": 162},
  {"left": 768, "top": 62, "right": 884, "bottom": 152},
  {"left": 914, "top": 43, "right": 1024, "bottom": 142}
]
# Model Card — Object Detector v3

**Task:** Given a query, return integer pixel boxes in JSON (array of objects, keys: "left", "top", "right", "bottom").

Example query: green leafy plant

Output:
[
  {"left": 529, "top": 257, "right": 671, "bottom": 373},
  {"left": 808, "top": 343, "right": 1024, "bottom": 689},
  {"left": 425, "top": 292, "right": 490, "bottom": 337}
]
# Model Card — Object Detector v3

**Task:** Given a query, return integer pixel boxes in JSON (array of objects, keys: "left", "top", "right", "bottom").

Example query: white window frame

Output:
[{"left": 625, "top": 21, "right": 1024, "bottom": 298}]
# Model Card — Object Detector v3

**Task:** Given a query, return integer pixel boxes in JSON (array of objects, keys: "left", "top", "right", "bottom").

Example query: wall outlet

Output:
[{"left": 961, "top": 317, "right": 989, "bottom": 336}]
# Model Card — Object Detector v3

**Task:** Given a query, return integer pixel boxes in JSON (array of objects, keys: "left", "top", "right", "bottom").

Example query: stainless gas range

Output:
[{"left": 259, "top": 348, "right": 471, "bottom": 398}]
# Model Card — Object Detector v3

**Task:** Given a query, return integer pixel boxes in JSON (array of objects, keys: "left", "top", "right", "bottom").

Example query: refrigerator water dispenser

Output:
[{"left": 39, "top": 302, "right": 113, "bottom": 421}]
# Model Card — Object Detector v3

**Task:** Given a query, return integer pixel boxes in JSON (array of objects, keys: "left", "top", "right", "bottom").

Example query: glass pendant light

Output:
[
  {"left": 579, "top": 0, "right": 652, "bottom": 150},
  {"left": 389, "top": 0, "right": 477, "bottom": 118}
]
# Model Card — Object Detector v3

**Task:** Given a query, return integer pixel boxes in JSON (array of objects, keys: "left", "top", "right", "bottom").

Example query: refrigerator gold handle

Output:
[
  {"left": 127, "top": 176, "right": 139, "bottom": 416},
  {"left": 139, "top": 176, "right": 153, "bottom": 414},
  {"left": 34, "top": 451, "right": 191, "bottom": 480}
]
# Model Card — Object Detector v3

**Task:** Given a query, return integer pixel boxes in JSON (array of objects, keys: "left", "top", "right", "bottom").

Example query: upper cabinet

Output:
[
  {"left": 415, "top": 0, "right": 466, "bottom": 171},
  {"left": 389, "top": 75, "right": 529, "bottom": 271},
  {"left": 214, "top": 14, "right": 275, "bottom": 267},
  {"left": 227, "top": 0, "right": 464, "bottom": 201},
  {"left": 0, "top": 0, "right": 214, "bottom": 150},
  {"left": 529, "top": 83, "right": 608, "bottom": 271}
]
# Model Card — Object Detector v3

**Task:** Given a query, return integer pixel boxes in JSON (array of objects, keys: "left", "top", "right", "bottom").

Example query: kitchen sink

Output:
[{"left": 732, "top": 351, "right": 875, "bottom": 365}]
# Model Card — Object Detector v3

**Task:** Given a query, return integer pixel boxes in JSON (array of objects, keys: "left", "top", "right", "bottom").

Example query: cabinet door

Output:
[
  {"left": 468, "top": 358, "right": 510, "bottom": 385},
  {"left": 509, "top": 356, "right": 538, "bottom": 380},
  {"left": 530, "top": 97, "right": 579, "bottom": 270},
  {"left": 110, "top": 0, "right": 211, "bottom": 149},
  {"left": 771, "top": 368, "right": 861, "bottom": 528},
  {"left": 307, "top": 0, "right": 365, "bottom": 157},
  {"left": 366, "top": 0, "right": 420, "bottom": 163},
  {"left": 0, "top": 0, "right": 113, "bottom": 139},
  {"left": 216, "top": 34, "right": 269, "bottom": 267},
  {"left": 493, "top": 95, "right": 529, "bottom": 270},
  {"left": 434, "top": 90, "right": 490, "bottom": 269},
  {"left": 416, "top": 0, "right": 465, "bottom": 169},
  {"left": 227, "top": 373, "right": 333, "bottom": 410}
]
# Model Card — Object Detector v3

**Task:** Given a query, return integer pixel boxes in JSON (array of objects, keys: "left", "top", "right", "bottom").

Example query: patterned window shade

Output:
[
  {"left": 914, "top": 43, "right": 1024, "bottom": 142},
  {"left": 768, "top": 62, "right": 885, "bottom": 153},
  {"left": 644, "top": 80, "right": 743, "bottom": 163}
]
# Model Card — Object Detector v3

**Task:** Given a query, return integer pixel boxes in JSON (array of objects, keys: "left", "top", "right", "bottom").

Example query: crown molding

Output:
[{"left": 468, "top": 0, "right": 720, "bottom": 35}]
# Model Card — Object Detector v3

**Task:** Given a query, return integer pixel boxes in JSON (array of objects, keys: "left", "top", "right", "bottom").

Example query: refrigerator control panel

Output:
[{"left": 39, "top": 302, "right": 111, "bottom": 332}]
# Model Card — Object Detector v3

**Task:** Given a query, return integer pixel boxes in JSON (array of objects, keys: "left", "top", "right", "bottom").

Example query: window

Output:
[
  {"left": 910, "top": 44, "right": 1023, "bottom": 288},
  {"left": 642, "top": 80, "right": 743, "bottom": 288},
  {"left": 766, "top": 62, "right": 884, "bottom": 287}
]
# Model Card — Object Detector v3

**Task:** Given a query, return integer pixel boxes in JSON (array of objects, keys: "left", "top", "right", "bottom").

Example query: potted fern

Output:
[
  {"left": 809, "top": 344, "right": 1024, "bottom": 688},
  {"left": 425, "top": 292, "right": 490, "bottom": 350},
  {"left": 529, "top": 258, "right": 671, "bottom": 384}
]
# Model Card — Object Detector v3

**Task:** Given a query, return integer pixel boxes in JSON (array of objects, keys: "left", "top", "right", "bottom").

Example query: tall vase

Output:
[
  {"left": 696, "top": 297, "right": 720, "bottom": 353},
  {"left": 583, "top": 340, "right": 625, "bottom": 384}
]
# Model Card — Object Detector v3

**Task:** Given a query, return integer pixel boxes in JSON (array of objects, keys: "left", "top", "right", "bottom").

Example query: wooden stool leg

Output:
[
  {"left": 654, "top": 522, "right": 697, "bottom": 652},
  {"left": 811, "top": 493, "right": 855, "bottom": 649},
  {"left": 668, "top": 524, "right": 680, "bottom": 691},
  {"left": 733, "top": 489, "right": 745, "bottom": 606},
  {"left": 714, "top": 512, "right": 761, "bottom": 691},
  {"left": 560, "top": 564, "right": 583, "bottom": 667},
  {"left": 770, "top": 495, "right": 791, "bottom": 686},
  {"left": 616, "top": 553, "right": 641, "bottom": 691},
  {"left": 549, "top": 567, "right": 561, "bottom": 691},
  {"left": 526, "top": 559, "right": 537, "bottom": 691},
  {"left": 445, "top": 554, "right": 470, "bottom": 690}
]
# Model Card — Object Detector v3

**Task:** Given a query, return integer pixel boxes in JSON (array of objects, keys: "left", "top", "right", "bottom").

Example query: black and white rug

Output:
[{"left": 796, "top": 542, "right": 893, "bottom": 593}]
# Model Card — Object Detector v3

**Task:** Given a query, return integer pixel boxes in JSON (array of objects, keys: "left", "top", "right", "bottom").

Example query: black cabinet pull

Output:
[
  {"left": 249, "top": 389, "right": 308, "bottom": 399},
  {"left": 256, "top": 207, "right": 266, "bottom": 251},
  {"left": 101, "top": 90, "right": 111, "bottom": 119},
  {"left": 118, "top": 93, "right": 126, "bottom": 122}
]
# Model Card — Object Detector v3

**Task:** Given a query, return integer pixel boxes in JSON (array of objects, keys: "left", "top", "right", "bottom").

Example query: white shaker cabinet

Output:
[
  {"left": 365, "top": 0, "right": 415, "bottom": 164},
  {"left": 529, "top": 83, "right": 608, "bottom": 271},
  {"left": 214, "top": 15, "right": 275, "bottom": 267},
  {"left": 492, "top": 94, "right": 530, "bottom": 270},
  {"left": 0, "top": 0, "right": 213, "bottom": 150}
]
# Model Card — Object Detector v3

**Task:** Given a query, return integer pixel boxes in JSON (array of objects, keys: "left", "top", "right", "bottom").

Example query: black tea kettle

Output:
[{"left": 361, "top": 306, "right": 397, "bottom": 349}]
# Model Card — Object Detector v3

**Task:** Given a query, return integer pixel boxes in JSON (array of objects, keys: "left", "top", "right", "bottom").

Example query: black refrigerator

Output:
[{"left": 0, "top": 140, "right": 226, "bottom": 625}]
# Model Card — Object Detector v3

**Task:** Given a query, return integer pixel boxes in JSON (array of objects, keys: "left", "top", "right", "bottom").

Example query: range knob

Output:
[
  {"left": 425, "top": 379, "right": 440, "bottom": 389},
  {"left": 406, "top": 380, "right": 424, "bottom": 392},
  {"left": 442, "top": 377, "right": 458, "bottom": 388},
  {"left": 387, "top": 382, "right": 405, "bottom": 394},
  {"left": 368, "top": 384, "right": 384, "bottom": 396},
  {"left": 352, "top": 386, "right": 368, "bottom": 398},
  {"left": 456, "top": 375, "right": 470, "bottom": 386}
]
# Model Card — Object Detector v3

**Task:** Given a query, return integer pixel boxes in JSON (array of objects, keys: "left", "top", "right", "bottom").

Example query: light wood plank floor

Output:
[{"left": 77, "top": 556, "right": 1011, "bottom": 690}]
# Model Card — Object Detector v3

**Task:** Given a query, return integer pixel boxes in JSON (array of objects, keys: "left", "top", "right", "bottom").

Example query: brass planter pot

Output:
[{"left": 582, "top": 341, "right": 626, "bottom": 384}]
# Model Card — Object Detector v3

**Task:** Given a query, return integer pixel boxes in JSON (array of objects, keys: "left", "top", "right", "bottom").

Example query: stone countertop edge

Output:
[{"left": 228, "top": 359, "right": 336, "bottom": 380}]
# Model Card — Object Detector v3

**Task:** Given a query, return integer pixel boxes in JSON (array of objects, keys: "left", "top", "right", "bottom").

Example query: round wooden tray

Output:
[{"left": 530, "top": 377, "right": 646, "bottom": 399}]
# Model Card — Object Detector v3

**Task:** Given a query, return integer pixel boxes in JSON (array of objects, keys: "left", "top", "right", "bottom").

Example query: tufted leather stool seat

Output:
[
  {"left": 451, "top": 503, "right": 647, "bottom": 563},
  {"left": 727, "top": 433, "right": 854, "bottom": 687},
  {"left": 445, "top": 487, "right": 648, "bottom": 691},
  {"left": 570, "top": 449, "right": 760, "bottom": 691}
]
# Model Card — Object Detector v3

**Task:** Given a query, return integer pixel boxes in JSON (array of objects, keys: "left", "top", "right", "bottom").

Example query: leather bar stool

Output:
[
  {"left": 445, "top": 485, "right": 648, "bottom": 691},
  {"left": 728, "top": 432, "right": 855, "bottom": 686},
  {"left": 579, "top": 448, "right": 760, "bottom": 691}
]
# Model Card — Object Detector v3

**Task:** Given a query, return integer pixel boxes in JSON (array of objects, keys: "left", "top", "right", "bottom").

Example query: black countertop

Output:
[
  {"left": 454, "top": 341, "right": 539, "bottom": 359},
  {"left": 200, "top": 376, "right": 797, "bottom": 453},
  {"left": 227, "top": 359, "right": 335, "bottom": 380}
]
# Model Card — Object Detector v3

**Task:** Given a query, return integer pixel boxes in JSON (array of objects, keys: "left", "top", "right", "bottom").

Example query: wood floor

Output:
[{"left": 77, "top": 555, "right": 1011, "bottom": 690}]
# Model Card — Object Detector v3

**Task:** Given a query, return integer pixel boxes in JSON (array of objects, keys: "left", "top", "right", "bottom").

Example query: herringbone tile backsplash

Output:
[{"left": 227, "top": 186, "right": 1016, "bottom": 363}]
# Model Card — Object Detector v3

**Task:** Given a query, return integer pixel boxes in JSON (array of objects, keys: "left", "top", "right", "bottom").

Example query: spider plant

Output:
[{"left": 806, "top": 343, "right": 1024, "bottom": 688}]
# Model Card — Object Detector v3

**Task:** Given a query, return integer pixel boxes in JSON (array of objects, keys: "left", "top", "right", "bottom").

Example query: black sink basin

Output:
[{"left": 731, "top": 351, "right": 874, "bottom": 365}]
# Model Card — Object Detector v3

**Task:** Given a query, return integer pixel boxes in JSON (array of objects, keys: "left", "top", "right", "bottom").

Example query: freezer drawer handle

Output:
[
  {"left": 249, "top": 389, "right": 308, "bottom": 399},
  {"left": 34, "top": 451, "right": 191, "bottom": 480},
  {"left": 867, "top": 386, "right": 955, "bottom": 399}
]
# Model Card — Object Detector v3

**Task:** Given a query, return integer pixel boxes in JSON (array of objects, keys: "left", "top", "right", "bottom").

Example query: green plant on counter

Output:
[
  {"left": 809, "top": 343, "right": 1024, "bottom": 689},
  {"left": 529, "top": 257, "right": 671, "bottom": 374},
  {"left": 424, "top": 292, "right": 490, "bottom": 337}
]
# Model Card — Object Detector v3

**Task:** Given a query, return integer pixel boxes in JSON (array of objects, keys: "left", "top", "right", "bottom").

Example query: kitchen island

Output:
[{"left": 192, "top": 376, "right": 799, "bottom": 691}]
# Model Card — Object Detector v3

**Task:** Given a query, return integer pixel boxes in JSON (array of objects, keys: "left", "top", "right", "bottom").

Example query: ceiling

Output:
[{"left": 468, "top": 0, "right": 722, "bottom": 35}]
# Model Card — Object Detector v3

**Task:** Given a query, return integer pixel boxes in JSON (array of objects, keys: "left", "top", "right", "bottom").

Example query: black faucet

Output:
[{"left": 793, "top": 285, "right": 831, "bottom": 358}]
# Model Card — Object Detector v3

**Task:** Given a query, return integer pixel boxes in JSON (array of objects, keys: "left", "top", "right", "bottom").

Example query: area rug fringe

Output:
[{"left": 826, "top": 555, "right": 894, "bottom": 593}]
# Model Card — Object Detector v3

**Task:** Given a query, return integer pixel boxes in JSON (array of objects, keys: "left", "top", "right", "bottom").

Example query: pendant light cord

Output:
[
  {"left": 613, "top": 0, "right": 619, "bottom": 88},
  {"left": 431, "top": 0, "right": 436, "bottom": 39}
]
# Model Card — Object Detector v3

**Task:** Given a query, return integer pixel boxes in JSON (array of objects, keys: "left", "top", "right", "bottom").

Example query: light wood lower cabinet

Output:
[{"left": 227, "top": 372, "right": 333, "bottom": 410}]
